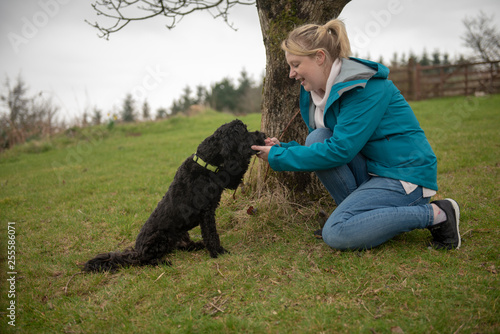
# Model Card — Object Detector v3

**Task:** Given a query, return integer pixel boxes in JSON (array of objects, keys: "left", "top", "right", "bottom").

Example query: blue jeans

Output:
[{"left": 305, "top": 128, "right": 434, "bottom": 250}]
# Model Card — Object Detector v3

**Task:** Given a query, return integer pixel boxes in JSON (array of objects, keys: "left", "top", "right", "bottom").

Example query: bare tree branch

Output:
[
  {"left": 462, "top": 11, "right": 500, "bottom": 62},
  {"left": 86, "top": 0, "right": 256, "bottom": 39}
]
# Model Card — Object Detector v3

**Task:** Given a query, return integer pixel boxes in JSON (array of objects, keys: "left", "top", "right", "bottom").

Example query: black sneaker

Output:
[
  {"left": 313, "top": 229, "right": 323, "bottom": 239},
  {"left": 428, "top": 198, "right": 461, "bottom": 250},
  {"left": 313, "top": 210, "right": 327, "bottom": 239}
]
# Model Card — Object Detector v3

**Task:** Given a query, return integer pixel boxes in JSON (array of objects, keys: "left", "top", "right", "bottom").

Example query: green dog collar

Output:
[{"left": 193, "top": 153, "right": 220, "bottom": 173}]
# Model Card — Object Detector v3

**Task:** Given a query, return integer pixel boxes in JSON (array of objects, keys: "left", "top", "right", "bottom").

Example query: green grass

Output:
[{"left": 0, "top": 98, "right": 499, "bottom": 333}]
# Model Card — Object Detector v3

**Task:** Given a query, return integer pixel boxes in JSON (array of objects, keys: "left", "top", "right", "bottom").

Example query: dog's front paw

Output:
[{"left": 209, "top": 247, "right": 230, "bottom": 258}]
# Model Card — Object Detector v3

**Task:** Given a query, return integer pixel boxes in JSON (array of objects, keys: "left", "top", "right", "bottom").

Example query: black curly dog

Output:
[{"left": 83, "top": 120, "right": 266, "bottom": 272}]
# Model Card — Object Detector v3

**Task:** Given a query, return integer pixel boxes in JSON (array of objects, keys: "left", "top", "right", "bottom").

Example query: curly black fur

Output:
[{"left": 83, "top": 120, "right": 266, "bottom": 272}]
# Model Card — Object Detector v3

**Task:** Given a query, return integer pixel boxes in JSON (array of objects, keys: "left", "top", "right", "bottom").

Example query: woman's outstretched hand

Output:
[{"left": 252, "top": 137, "right": 280, "bottom": 162}]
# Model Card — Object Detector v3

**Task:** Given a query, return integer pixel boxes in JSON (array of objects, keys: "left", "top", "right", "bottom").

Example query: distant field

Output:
[{"left": 0, "top": 96, "right": 498, "bottom": 333}]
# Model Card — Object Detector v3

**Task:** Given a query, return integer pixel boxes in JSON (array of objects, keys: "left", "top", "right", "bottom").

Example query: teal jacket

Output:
[{"left": 268, "top": 58, "right": 438, "bottom": 190}]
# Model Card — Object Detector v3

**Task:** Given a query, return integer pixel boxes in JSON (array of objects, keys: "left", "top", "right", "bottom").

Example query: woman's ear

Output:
[{"left": 316, "top": 50, "right": 327, "bottom": 66}]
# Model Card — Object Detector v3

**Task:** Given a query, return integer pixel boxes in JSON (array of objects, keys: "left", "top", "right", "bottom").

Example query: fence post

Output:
[
  {"left": 407, "top": 58, "right": 416, "bottom": 100},
  {"left": 464, "top": 64, "right": 468, "bottom": 96},
  {"left": 439, "top": 67, "right": 444, "bottom": 97}
]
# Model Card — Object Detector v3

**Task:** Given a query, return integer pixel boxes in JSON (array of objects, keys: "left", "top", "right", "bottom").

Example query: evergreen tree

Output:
[
  {"left": 1, "top": 74, "right": 31, "bottom": 127},
  {"left": 407, "top": 51, "right": 418, "bottom": 67},
  {"left": 442, "top": 53, "right": 451, "bottom": 66},
  {"left": 121, "top": 93, "right": 136, "bottom": 122},
  {"left": 181, "top": 86, "right": 194, "bottom": 111},
  {"left": 237, "top": 69, "right": 253, "bottom": 95},
  {"left": 401, "top": 53, "right": 407, "bottom": 66},
  {"left": 195, "top": 85, "right": 206, "bottom": 105},
  {"left": 170, "top": 100, "right": 182, "bottom": 115},
  {"left": 419, "top": 49, "right": 431, "bottom": 66},
  {"left": 456, "top": 54, "right": 468, "bottom": 65},
  {"left": 432, "top": 50, "right": 441, "bottom": 66},
  {"left": 390, "top": 52, "right": 399, "bottom": 68},
  {"left": 236, "top": 69, "right": 256, "bottom": 114},
  {"left": 156, "top": 107, "right": 167, "bottom": 119},
  {"left": 209, "top": 78, "right": 238, "bottom": 112},
  {"left": 142, "top": 100, "right": 151, "bottom": 120}
]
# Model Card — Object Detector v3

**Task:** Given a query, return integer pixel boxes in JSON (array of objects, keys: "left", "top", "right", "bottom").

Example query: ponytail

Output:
[
  {"left": 323, "top": 19, "right": 351, "bottom": 59},
  {"left": 281, "top": 18, "right": 351, "bottom": 61}
]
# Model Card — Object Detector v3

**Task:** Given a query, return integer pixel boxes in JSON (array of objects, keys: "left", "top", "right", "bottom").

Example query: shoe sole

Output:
[
  {"left": 445, "top": 198, "right": 461, "bottom": 249},
  {"left": 313, "top": 229, "right": 323, "bottom": 239}
]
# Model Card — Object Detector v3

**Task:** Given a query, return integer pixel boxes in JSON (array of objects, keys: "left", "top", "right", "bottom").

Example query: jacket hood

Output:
[
  {"left": 346, "top": 57, "right": 389, "bottom": 79},
  {"left": 331, "top": 57, "right": 389, "bottom": 97}
]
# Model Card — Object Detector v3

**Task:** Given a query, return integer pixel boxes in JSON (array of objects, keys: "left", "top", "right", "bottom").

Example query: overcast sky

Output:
[{"left": 1, "top": 0, "right": 499, "bottom": 122}]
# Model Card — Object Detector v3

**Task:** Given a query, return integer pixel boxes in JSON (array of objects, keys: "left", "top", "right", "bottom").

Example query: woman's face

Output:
[{"left": 286, "top": 51, "right": 327, "bottom": 93}]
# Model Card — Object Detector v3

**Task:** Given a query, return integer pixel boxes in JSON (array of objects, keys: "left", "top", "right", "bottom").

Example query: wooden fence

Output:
[{"left": 388, "top": 60, "right": 500, "bottom": 101}]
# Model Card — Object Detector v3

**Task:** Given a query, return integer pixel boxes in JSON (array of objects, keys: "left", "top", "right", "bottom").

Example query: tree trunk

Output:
[{"left": 255, "top": 0, "right": 351, "bottom": 193}]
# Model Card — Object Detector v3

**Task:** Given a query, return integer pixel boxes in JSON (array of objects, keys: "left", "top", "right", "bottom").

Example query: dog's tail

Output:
[{"left": 83, "top": 248, "right": 141, "bottom": 273}]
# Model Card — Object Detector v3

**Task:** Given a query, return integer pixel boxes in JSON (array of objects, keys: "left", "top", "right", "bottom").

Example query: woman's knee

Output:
[
  {"left": 305, "top": 128, "right": 333, "bottom": 147},
  {"left": 321, "top": 215, "right": 369, "bottom": 251},
  {"left": 322, "top": 217, "right": 352, "bottom": 250},
  {"left": 322, "top": 226, "right": 352, "bottom": 250}
]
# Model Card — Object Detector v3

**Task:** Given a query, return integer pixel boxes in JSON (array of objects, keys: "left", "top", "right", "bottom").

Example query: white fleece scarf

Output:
[{"left": 311, "top": 58, "right": 342, "bottom": 129}]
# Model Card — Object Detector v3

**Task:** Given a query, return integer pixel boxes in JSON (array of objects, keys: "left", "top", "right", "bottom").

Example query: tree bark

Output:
[{"left": 256, "top": 0, "right": 351, "bottom": 193}]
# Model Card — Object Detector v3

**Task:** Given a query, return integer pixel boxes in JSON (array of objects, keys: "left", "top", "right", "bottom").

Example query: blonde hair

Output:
[{"left": 281, "top": 18, "right": 351, "bottom": 62}]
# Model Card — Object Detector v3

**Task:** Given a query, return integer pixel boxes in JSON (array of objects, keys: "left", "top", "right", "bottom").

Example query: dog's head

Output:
[
  {"left": 197, "top": 119, "right": 266, "bottom": 164},
  {"left": 195, "top": 120, "right": 266, "bottom": 188},
  {"left": 219, "top": 120, "right": 266, "bottom": 160}
]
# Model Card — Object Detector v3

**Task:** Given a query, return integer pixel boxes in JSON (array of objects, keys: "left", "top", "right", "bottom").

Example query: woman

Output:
[{"left": 252, "top": 19, "right": 460, "bottom": 251}]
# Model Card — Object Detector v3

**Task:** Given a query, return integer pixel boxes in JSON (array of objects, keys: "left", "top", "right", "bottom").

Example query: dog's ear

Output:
[
  {"left": 197, "top": 131, "right": 221, "bottom": 161},
  {"left": 219, "top": 122, "right": 244, "bottom": 158},
  {"left": 220, "top": 138, "right": 233, "bottom": 159}
]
